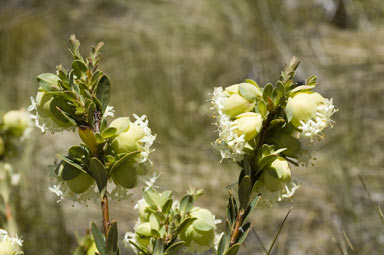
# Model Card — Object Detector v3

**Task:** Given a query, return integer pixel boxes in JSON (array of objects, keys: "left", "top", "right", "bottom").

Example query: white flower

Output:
[
  {"left": 103, "top": 105, "right": 115, "bottom": 118},
  {"left": 143, "top": 172, "right": 160, "bottom": 191},
  {"left": 298, "top": 98, "right": 337, "bottom": 140},
  {"left": 0, "top": 229, "right": 23, "bottom": 255},
  {"left": 211, "top": 87, "right": 247, "bottom": 162},
  {"left": 132, "top": 114, "right": 157, "bottom": 164}
]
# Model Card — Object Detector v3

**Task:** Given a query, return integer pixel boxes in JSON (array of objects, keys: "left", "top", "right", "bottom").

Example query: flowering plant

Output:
[
  {"left": 211, "top": 57, "right": 336, "bottom": 254},
  {"left": 27, "top": 36, "right": 336, "bottom": 255}
]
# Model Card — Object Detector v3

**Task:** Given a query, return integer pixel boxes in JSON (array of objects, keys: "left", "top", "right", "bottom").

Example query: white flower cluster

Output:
[
  {"left": 0, "top": 229, "right": 23, "bottom": 255},
  {"left": 211, "top": 87, "right": 246, "bottom": 162},
  {"left": 298, "top": 98, "right": 337, "bottom": 140},
  {"left": 132, "top": 114, "right": 157, "bottom": 164}
]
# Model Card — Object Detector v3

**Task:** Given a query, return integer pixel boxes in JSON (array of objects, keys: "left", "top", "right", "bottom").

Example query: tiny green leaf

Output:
[{"left": 89, "top": 157, "right": 108, "bottom": 191}]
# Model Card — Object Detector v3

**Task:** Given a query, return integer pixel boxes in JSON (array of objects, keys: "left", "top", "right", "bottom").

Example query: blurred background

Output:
[{"left": 1, "top": 0, "right": 383, "bottom": 254}]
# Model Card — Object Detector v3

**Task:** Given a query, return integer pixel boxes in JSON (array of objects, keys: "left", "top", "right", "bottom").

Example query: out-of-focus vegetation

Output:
[{"left": 1, "top": 0, "right": 384, "bottom": 254}]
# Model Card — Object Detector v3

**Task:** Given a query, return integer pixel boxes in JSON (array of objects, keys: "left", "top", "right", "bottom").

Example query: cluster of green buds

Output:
[
  {"left": 0, "top": 229, "right": 23, "bottom": 255},
  {"left": 211, "top": 58, "right": 337, "bottom": 255},
  {"left": 29, "top": 36, "right": 156, "bottom": 204},
  {"left": 124, "top": 187, "right": 219, "bottom": 254}
]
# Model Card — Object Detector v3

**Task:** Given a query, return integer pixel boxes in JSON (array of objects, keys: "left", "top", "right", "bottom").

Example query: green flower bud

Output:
[
  {"left": 112, "top": 123, "right": 145, "bottom": 154},
  {"left": 222, "top": 94, "right": 254, "bottom": 118},
  {"left": 112, "top": 160, "right": 137, "bottom": 189},
  {"left": 35, "top": 91, "right": 53, "bottom": 118},
  {"left": 180, "top": 207, "right": 216, "bottom": 251},
  {"left": 232, "top": 112, "right": 263, "bottom": 141},
  {"left": 135, "top": 222, "right": 152, "bottom": 247},
  {"left": 109, "top": 117, "right": 130, "bottom": 135},
  {"left": 0, "top": 136, "right": 4, "bottom": 156},
  {"left": 2, "top": 110, "right": 29, "bottom": 137},
  {"left": 66, "top": 171, "right": 94, "bottom": 194},
  {"left": 286, "top": 92, "right": 326, "bottom": 128},
  {"left": 262, "top": 157, "right": 291, "bottom": 192}
]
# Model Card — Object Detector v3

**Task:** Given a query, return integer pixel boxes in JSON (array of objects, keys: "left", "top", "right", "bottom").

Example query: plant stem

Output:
[
  {"left": 230, "top": 209, "right": 244, "bottom": 245},
  {"left": 101, "top": 194, "right": 111, "bottom": 237}
]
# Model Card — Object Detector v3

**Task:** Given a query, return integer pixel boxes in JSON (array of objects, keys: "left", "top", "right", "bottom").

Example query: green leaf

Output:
[
  {"left": 162, "top": 199, "right": 173, "bottom": 214},
  {"left": 243, "top": 195, "right": 260, "bottom": 226},
  {"left": 49, "top": 97, "right": 72, "bottom": 124},
  {"left": 153, "top": 239, "right": 165, "bottom": 255},
  {"left": 224, "top": 244, "right": 240, "bottom": 255},
  {"left": 68, "top": 145, "right": 87, "bottom": 158},
  {"left": 290, "top": 85, "right": 315, "bottom": 94},
  {"left": 217, "top": 234, "right": 226, "bottom": 255},
  {"left": 109, "top": 151, "right": 140, "bottom": 176},
  {"left": 78, "top": 127, "right": 98, "bottom": 156},
  {"left": 37, "top": 73, "right": 59, "bottom": 91},
  {"left": 179, "top": 194, "right": 194, "bottom": 215},
  {"left": 258, "top": 100, "right": 267, "bottom": 117},
  {"left": 89, "top": 157, "right": 108, "bottom": 191},
  {"left": 56, "top": 155, "right": 87, "bottom": 174},
  {"left": 87, "top": 101, "right": 96, "bottom": 127},
  {"left": 107, "top": 221, "right": 118, "bottom": 252},
  {"left": 72, "top": 60, "right": 87, "bottom": 78},
  {"left": 237, "top": 222, "right": 251, "bottom": 244},
  {"left": 164, "top": 241, "right": 185, "bottom": 255},
  {"left": 91, "top": 222, "right": 107, "bottom": 255},
  {"left": 150, "top": 214, "right": 160, "bottom": 231},
  {"left": 258, "top": 154, "right": 278, "bottom": 172},
  {"left": 95, "top": 75, "right": 111, "bottom": 112},
  {"left": 60, "top": 162, "right": 81, "bottom": 181},
  {"left": 238, "top": 176, "right": 252, "bottom": 209},
  {"left": 129, "top": 241, "right": 148, "bottom": 254},
  {"left": 177, "top": 217, "right": 196, "bottom": 234},
  {"left": 102, "top": 127, "right": 117, "bottom": 139},
  {"left": 263, "top": 83, "right": 273, "bottom": 101},
  {"left": 306, "top": 75, "right": 317, "bottom": 86}
]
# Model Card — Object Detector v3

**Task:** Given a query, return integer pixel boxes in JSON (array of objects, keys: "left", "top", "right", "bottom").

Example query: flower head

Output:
[{"left": 0, "top": 229, "right": 23, "bottom": 255}]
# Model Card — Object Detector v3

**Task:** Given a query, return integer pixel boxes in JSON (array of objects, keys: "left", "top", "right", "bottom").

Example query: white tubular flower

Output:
[
  {"left": 286, "top": 92, "right": 337, "bottom": 140},
  {"left": 48, "top": 180, "right": 98, "bottom": 206},
  {"left": 211, "top": 87, "right": 247, "bottom": 162},
  {"left": 103, "top": 105, "right": 115, "bottom": 118},
  {"left": 132, "top": 114, "right": 156, "bottom": 164},
  {"left": 0, "top": 229, "right": 23, "bottom": 255}
]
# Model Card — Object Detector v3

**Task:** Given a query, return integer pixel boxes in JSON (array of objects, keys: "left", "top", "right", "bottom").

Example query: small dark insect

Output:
[{"left": 296, "top": 80, "right": 305, "bottom": 86}]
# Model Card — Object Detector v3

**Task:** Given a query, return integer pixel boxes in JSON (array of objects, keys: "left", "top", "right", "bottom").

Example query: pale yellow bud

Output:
[
  {"left": 262, "top": 157, "right": 291, "bottom": 192},
  {"left": 232, "top": 112, "right": 263, "bottom": 141},
  {"left": 222, "top": 94, "right": 254, "bottom": 118},
  {"left": 286, "top": 92, "right": 326, "bottom": 128},
  {"left": 112, "top": 123, "right": 145, "bottom": 154}
]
